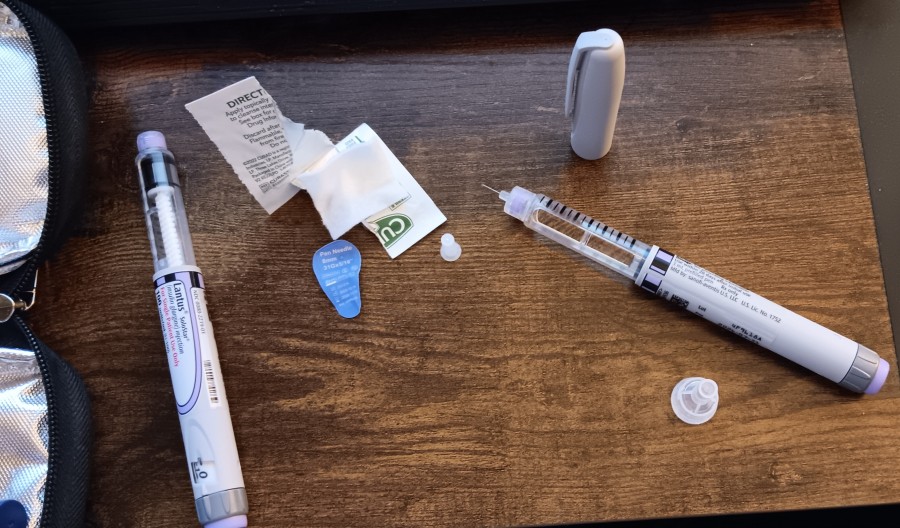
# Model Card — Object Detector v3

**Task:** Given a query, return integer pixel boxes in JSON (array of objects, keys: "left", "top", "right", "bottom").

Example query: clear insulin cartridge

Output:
[
  {"left": 494, "top": 185, "right": 890, "bottom": 394},
  {"left": 135, "top": 131, "right": 249, "bottom": 528}
]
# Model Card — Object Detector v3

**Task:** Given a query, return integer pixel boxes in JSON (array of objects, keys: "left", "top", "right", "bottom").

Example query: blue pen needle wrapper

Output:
[{"left": 313, "top": 240, "right": 362, "bottom": 318}]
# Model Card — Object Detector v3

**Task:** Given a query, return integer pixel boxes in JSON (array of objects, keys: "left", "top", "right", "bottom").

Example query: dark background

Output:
[{"left": 20, "top": 1, "right": 900, "bottom": 526}]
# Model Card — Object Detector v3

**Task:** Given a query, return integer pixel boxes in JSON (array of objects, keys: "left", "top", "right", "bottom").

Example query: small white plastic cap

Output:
[
  {"left": 671, "top": 377, "right": 719, "bottom": 425},
  {"left": 440, "top": 233, "right": 462, "bottom": 262}
]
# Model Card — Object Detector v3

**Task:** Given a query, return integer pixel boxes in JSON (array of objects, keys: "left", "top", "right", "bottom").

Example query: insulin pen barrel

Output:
[
  {"left": 136, "top": 132, "right": 249, "bottom": 528},
  {"left": 633, "top": 247, "right": 890, "bottom": 394},
  {"left": 500, "top": 186, "right": 889, "bottom": 394}
]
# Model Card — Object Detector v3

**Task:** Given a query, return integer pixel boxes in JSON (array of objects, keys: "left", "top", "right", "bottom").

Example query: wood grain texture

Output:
[{"left": 26, "top": 1, "right": 900, "bottom": 526}]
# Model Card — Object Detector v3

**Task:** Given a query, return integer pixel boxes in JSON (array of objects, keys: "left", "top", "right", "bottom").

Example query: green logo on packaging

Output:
[{"left": 372, "top": 213, "right": 413, "bottom": 248}]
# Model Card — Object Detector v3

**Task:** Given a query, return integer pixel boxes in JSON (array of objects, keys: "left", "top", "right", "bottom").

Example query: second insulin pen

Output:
[
  {"left": 493, "top": 185, "right": 890, "bottom": 394},
  {"left": 136, "top": 131, "right": 249, "bottom": 528}
]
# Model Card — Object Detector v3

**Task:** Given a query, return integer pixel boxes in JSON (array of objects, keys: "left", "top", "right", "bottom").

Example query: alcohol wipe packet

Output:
[
  {"left": 188, "top": 78, "right": 445, "bottom": 256},
  {"left": 320, "top": 124, "right": 446, "bottom": 258}
]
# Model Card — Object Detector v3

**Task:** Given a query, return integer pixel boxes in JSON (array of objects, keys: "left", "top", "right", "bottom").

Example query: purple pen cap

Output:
[
  {"left": 136, "top": 130, "right": 167, "bottom": 151},
  {"left": 865, "top": 359, "right": 890, "bottom": 395},
  {"left": 205, "top": 515, "right": 247, "bottom": 528}
]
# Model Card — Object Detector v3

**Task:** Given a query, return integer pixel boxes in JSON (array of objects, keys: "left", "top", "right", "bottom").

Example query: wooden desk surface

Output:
[{"left": 32, "top": 0, "right": 900, "bottom": 526}]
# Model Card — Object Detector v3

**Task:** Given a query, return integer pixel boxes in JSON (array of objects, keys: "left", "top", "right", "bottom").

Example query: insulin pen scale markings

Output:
[{"left": 191, "top": 458, "right": 209, "bottom": 483}]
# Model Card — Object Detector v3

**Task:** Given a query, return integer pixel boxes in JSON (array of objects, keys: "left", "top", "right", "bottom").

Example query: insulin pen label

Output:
[
  {"left": 648, "top": 254, "right": 779, "bottom": 346},
  {"left": 155, "top": 271, "right": 222, "bottom": 413}
]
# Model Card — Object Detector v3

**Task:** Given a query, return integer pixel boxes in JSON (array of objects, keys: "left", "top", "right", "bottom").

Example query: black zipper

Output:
[
  {"left": 4, "top": 0, "right": 62, "bottom": 300},
  {"left": 3, "top": 2, "right": 62, "bottom": 525},
  {"left": 13, "top": 314, "right": 58, "bottom": 526}
]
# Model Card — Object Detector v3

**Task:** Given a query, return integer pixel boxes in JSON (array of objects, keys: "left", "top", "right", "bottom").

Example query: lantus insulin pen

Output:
[
  {"left": 136, "top": 131, "right": 249, "bottom": 528},
  {"left": 492, "top": 185, "right": 890, "bottom": 394}
]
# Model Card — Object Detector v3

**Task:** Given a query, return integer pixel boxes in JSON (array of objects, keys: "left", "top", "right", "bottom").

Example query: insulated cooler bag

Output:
[{"left": 0, "top": 1, "right": 90, "bottom": 526}]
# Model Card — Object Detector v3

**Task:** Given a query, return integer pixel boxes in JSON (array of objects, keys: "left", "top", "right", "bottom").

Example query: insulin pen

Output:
[
  {"left": 491, "top": 185, "right": 890, "bottom": 394},
  {"left": 136, "top": 131, "right": 249, "bottom": 528}
]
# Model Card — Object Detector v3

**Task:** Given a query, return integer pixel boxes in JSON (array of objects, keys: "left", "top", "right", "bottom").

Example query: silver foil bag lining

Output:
[
  {"left": 0, "top": 3, "right": 48, "bottom": 275},
  {"left": 0, "top": 346, "right": 48, "bottom": 528}
]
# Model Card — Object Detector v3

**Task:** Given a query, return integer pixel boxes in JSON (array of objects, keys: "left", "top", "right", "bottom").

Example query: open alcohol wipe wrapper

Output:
[
  {"left": 187, "top": 77, "right": 446, "bottom": 257},
  {"left": 291, "top": 129, "right": 406, "bottom": 239},
  {"left": 292, "top": 124, "right": 446, "bottom": 257}
]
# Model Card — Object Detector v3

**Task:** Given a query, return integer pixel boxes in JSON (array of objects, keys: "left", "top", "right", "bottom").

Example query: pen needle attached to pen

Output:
[{"left": 481, "top": 184, "right": 500, "bottom": 195}]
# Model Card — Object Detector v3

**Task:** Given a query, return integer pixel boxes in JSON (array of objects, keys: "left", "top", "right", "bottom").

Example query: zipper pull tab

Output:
[{"left": 0, "top": 270, "right": 38, "bottom": 323}]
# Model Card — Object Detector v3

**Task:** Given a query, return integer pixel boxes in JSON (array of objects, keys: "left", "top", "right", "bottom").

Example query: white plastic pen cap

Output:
[{"left": 565, "top": 28, "right": 625, "bottom": 160}]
